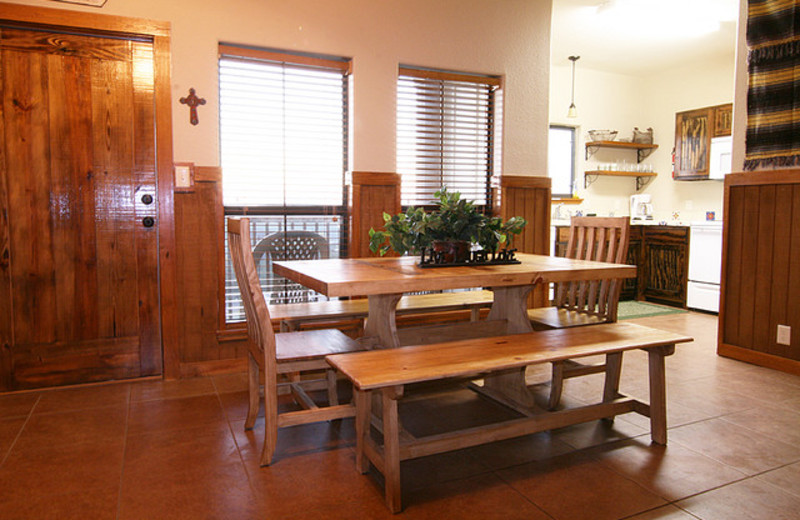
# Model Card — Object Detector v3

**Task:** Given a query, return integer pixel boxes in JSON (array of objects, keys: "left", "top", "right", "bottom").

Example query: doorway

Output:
[{"left": 0, "top": 5, "right": 175, "bottom": 390}]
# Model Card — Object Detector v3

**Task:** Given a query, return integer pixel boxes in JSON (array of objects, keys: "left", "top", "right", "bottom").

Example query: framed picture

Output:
[
  {"left": 674, "top": 107, "right": 711, "bottom": 179},
  {"left": 713, "top": 103, "right": 733, "bottom": 137}
]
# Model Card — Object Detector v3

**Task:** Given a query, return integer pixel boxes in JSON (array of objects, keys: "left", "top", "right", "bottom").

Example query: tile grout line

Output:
[
  {"left": 666, "top": 420, "right": 800, "bottom": 476},
  {"left": 715, "top": 410, "right": 800, "bottom": 447},
  {"left": 210, "top": 376, "right": 261, "bottom": 495},
  {"left": 0, "top": 393, "right": 41, "bottom": 468},
  {"left": 743, "top": 461, "right": 800, "bottom": 500},
  {"left": 115, "top": 384, "right": 132, "bottom": 520},
  {"left": 616, "top": 502, "right": 704, "bottom": 520},
  {"left": 490, "top": 467, "right": 557, "bottom": 519},
  {"left": 587, "top": 436, "right": 756, "bottom": 517}
]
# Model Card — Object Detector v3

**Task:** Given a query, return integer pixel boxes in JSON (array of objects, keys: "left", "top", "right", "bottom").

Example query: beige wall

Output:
[
  {"left": 549, "top": 51, "right": 735, "bottom": 223},
  {"left": 4, "top": 0, "right": 552, "bottom": 176}
]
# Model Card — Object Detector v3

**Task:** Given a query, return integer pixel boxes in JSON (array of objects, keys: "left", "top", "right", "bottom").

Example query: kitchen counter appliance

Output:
[
  {"left": 630, "top": 194, "right": 653, "bottom": 221},
  {"left": 687, "top": 220, "right": 723, "bottom": 312}
]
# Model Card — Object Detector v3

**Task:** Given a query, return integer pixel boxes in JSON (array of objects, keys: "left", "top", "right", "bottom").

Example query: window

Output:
[
  {"left": 219, "top": 45, "right": 350, "bottom": 322},
  {"left": 548, "top": 125, "right": 576, "bottom": 197},
  {"left": 397, "top": 67, "right": 502, "bottom": 208}
]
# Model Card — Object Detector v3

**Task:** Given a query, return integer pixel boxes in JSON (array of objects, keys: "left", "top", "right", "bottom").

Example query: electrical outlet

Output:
[{"left": 777, "top": 325, "right": 791, "bottom": 346}]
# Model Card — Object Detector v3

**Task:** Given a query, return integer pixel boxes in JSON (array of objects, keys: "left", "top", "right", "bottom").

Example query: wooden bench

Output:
[
  {"left": 326, "top": 322, "right": 693, "bottom": 513},
  {"left": 270, "top": 289, "right": 494, "bottom": 331}
]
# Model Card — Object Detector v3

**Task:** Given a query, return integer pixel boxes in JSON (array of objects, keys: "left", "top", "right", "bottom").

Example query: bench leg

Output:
[
  {"left": 354, "top": 389, "right": 371, "bottom": 474},
  {"left": 599, "top": 352, "right": 623, "bottom": 424},
  {"left": 326, "top": 370, "right": 339, "bottom": 406},
  {"left": 382, "top": 386, "right": 403, "bottom": 513},
  {"left": 470, "top": 306, "right": 480, "bottom": 322},
  {"left": 548, "top": 361, "right": 565, "bottom": 410},
  {"left": 602, "top": 352, "right": 623, "bottom": 403},
  {"left": 647, "top": 345, "right": 674, "bottom": 445}
]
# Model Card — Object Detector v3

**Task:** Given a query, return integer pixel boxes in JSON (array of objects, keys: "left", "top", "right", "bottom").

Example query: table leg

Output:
[
  {"left": 364, "top": 293, "right": 403, "bottom": 349},
  {"left": 482, "top": 285, "right": 537, "bottom": 408},
  {"left": 487, "top": 285, "right": 535, "bottom": 334},
  {"left": 647, "top": 345, "right": 674, "bottom": 445}
]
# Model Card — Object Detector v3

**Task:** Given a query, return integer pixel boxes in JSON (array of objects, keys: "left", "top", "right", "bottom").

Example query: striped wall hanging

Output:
[{"left": 745, "top": 0, "right": 800, "bottom": 170}]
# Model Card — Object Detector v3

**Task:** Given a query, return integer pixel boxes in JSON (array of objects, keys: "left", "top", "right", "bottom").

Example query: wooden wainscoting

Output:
[
  {"left": 349, "top": 171, "right": 401, "bottom": 258},
  {"left": 495, "top": 175, "right": 552, "bottom": 308},
  {"left": 174, "top": 166, "right": 248, "bottom": 377},
  {"left": 719, "top": 169, "right": 800, "bottom": 375}
]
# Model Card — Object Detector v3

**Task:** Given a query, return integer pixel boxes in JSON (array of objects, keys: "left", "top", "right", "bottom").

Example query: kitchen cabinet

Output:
[
  {"left": 673, "top": 103, "right": 732, "bottom": 180},
  {"left": 555, "top": 224, "right": 689, "bottom": 307},
  {"left": 640, "top": 225, "right": 689, "bottom": 307},
  {"left": 620, "top": 226, "right": 643, "bottom": 301}
]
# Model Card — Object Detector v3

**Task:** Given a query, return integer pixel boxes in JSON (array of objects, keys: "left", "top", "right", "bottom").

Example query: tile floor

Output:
[{"left": 1, "top": 312, "right": 799, "bottom": 519}]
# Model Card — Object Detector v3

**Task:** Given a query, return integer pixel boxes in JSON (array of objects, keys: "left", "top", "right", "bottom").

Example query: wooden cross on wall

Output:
[{"left": 179, "top": 88, "right": 206, "bottom": 126}]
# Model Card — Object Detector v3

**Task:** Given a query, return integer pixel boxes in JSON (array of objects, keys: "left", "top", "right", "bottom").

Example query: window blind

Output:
[
  {"left": 397, "top": 67, "right": 501, "bottom": 207},
  {"left": 219, "top": 46, "right": 349, "bottom": 208},
  {"left": 219, "top": 46, "right": 350, "bottom": 320}
]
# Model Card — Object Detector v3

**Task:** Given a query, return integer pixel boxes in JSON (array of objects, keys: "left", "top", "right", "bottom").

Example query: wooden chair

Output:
[
  {"left": 528, "top": 216, "right": 631, "bottom": 409},
  {"left": 228, "top": 217, "right": 365, "bottom": 466}
]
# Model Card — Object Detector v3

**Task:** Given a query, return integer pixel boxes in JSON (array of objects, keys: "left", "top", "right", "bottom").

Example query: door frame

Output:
[{"left": 0, "top": 2, "right": 179, "bottom": 381}]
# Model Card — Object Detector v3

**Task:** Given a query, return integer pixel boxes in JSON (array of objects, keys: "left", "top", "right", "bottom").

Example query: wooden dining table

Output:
[{"left": 273, "top": 252, "right": 636, "bottom": 408}]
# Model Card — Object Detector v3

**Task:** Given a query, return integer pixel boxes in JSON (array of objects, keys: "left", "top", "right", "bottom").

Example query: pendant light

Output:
[{"left": 567, "top": 55, "right": 580, "bottom": 118}]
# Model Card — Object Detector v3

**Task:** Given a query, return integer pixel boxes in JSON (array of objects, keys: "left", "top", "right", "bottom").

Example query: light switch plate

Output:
[
  {"left": 174, "top": 162, "right": 195, "bottom": 191},
  {"left": 777, "top": 325, "right": 791, "bottom": 346}
]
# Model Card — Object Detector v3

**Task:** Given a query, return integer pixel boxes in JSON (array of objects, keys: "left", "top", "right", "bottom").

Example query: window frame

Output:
[
  {"left": 218, "top": 45, "right": 352, "bottom": 325},
  {"left": 548, "top": 124, "right": 578, "bottom": 199}
]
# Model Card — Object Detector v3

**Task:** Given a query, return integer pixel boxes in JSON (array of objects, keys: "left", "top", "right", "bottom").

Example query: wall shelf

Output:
[
  {"left": 585, "top": 141, "right": 659, "bottom": 162},
  {"left": 584, "top": 170, "right": 657, "bottom": 191}
]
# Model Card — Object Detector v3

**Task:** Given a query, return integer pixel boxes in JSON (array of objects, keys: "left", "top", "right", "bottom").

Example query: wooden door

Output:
[{"left": 0, "top": 26, "right": 161, "bottom": 390}]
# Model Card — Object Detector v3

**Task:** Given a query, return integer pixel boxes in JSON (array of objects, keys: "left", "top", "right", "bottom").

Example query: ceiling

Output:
[{"left": 550, "top": 0, "right": 740, "bottom": 76}]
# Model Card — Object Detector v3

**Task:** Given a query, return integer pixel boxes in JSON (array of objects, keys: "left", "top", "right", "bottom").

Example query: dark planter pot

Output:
[{"left": 431, "top": 240, "right": 471, "bottom": 264}]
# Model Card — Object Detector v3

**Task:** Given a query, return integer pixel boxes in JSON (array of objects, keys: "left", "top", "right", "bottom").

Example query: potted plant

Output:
[{"left": 368, "top": 188, "right": 526, "bottom": 264}]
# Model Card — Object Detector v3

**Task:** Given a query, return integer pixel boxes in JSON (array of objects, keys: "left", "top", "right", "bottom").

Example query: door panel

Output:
[{"left": 0, "top": 27, "right": 160, "bottom": 390}]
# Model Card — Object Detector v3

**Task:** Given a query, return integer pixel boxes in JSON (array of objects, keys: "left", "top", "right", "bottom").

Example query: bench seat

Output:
[
  {"left": 527, "top": 306, "right": 608, "bottom": 330},
  {"left": 270, "top": 289, "right": 494, "bottom": 331},
  {"left": 326, "top": 322, "right": 692, "bottom": 513}
]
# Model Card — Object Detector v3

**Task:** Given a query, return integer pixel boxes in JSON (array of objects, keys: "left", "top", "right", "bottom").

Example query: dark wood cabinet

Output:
[
  {"left": 556, "top": 224, "right": 688, "bottom": 307},
  {"left": 640, "top": 226, "right": 689, "bottom": 307},
  {"left": 620, "top": 226, "right": 643, "bottom": 301},
  {"left": 673, "top": 103, "right": 732, "bottom": 180}
]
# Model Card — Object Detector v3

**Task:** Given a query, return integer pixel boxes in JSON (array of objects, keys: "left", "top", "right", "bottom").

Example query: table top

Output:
[{"left": 272, "top": 253, "right": 636, "bottom": 298}]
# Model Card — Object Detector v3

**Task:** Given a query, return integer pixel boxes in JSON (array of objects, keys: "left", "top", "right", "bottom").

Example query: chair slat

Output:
[
  {"left": 530, "top": 216, "right": 631, "bottom": 409},
  {"left": 227, "top": 217, "right": 363, "bottom": 466}
]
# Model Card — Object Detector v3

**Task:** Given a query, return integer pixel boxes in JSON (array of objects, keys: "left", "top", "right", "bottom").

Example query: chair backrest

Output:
[
  {"left": 228, "top": 218, "right": 276, "bottom": 367},
  {"left": 554, "top": 216, "right": 631, "bottom": 321},
  {"left": 254, "top": 230, "right": 330, "bottom": 263},
  {"left": 253, "top": 230, "right": 330, "bottom": 304}
]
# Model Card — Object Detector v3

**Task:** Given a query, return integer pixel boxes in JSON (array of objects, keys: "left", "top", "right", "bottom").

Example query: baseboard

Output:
[
  {"left": 179, "top": 358, "right": 247, "bottom": 378},
  {"left": 718, "top": 343, "right": 800, "bottom": 376}
]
